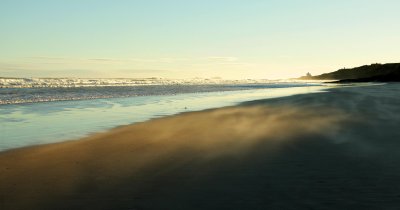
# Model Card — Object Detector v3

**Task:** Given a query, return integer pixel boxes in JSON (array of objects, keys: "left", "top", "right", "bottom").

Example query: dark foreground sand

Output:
[{"left": 1, "top": 84, "right": 400, "bottom": 210}]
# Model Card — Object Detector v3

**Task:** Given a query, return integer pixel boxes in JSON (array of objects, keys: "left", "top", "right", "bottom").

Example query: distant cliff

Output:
[{"left": 300, "top": 63, "right": 400, "bottom": 82}]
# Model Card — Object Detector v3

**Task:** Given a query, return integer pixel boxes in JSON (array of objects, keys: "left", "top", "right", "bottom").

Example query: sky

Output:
[{"left": 1, "top": 0, "right": 400, "bottom": 79}]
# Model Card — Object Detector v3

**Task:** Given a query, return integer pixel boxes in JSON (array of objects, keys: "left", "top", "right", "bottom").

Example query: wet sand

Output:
[{"left": 1, "top": 84, "right": 400, "bottom": 209}]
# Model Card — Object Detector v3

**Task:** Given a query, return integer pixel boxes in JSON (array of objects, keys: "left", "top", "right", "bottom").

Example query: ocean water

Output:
[
  {"left": 0, "top": 84, "right": 310, "bottom": 105},
  {"left": 0, "top": 83, "right": 328, "bottom": 151}
]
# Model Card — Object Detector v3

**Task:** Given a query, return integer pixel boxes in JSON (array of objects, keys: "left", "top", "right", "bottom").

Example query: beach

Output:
[{"left": 1, "top": 83, "right": 400, "bottom": 209}]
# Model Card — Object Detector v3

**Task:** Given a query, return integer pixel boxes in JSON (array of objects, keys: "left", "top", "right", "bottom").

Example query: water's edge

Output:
[{"left": 0, "top": 85, "right": 329, "bottom": 152}]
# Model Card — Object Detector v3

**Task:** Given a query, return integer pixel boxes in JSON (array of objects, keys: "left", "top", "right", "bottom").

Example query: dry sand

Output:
[{"left": 1, "top": 83, "right": 400, "bottom": 209}]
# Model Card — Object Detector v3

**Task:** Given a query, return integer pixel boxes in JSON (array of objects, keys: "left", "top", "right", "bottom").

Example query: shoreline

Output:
[
  {"left": 0, "top": 85, "right": 328, "bottom": 152},
  {"left": 2, "top": 84, "right": 400, "bottom": 209}
]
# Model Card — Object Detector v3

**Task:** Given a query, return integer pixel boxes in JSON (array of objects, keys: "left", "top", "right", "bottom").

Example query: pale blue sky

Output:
[{"left": 1, "top": 0, "right": 399, "bottom": 79}]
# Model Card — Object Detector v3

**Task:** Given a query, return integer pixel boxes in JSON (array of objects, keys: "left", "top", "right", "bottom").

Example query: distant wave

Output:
[{"left": 0, "top": 77, "right": 303, "bottom": 88}]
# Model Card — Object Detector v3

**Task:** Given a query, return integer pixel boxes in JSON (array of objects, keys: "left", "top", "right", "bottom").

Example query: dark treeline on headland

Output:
[{"left": 300, "top": 63, "right": 400, "bottom": 82}]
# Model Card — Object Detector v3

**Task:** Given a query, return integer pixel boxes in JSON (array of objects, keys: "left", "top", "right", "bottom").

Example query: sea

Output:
[{"left": 0, "top": 78, "right": 329, "bottom": 152}]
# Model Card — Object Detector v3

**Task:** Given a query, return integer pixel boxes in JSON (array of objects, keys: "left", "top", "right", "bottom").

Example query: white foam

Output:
[{"left": 0, "top": 77, "right": 315, "bottom": 88}]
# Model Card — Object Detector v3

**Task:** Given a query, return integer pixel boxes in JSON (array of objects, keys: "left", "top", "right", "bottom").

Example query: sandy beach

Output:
[{"left": 1, "top": 84, "right": 400, "bottom": 209}]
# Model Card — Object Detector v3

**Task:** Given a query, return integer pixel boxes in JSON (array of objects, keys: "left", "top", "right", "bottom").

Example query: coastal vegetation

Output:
[{"left": 301, "top": 63, "right": 400, "bottom": 82}]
